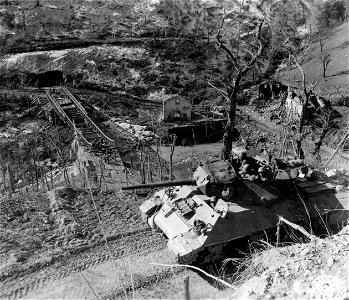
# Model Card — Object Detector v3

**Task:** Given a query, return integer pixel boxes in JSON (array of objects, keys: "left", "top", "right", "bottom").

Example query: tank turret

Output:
[{"left": 123, "top": 159, "right": 237, "bottom": 197}]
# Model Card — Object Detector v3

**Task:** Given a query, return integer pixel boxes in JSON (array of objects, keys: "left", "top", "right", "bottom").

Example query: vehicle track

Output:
[
  {"left": 2, "top": 229, "right": 167, "bottom": 299},
  {"left": 18, "top": 246, "right": 182, "bottom": 300},
  {"left": 1, "top": 186, "right": 167, "bottom": 299}
]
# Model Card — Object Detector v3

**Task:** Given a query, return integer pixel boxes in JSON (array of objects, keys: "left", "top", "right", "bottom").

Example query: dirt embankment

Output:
[{"left": 231, "top": 225, "right": 349, "bottom": 299}]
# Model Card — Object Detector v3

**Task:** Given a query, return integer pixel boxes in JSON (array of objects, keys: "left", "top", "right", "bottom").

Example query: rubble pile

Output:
[{"left": 113, "top": 119, "right": 157, "bottom": 143}]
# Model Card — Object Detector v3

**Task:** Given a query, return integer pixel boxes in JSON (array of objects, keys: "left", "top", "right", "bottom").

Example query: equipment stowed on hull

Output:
[{"left": 122, "top": 159, "right": 346, "bottom": 264}]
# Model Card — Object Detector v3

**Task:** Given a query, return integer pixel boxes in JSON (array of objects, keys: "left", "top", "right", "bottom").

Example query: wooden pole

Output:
[
  {"left": 147, "top": 154, "right": 152, "bottom": 182},
  {"left": 139, "top": 147, "right": 145, "bottom": 184},
  {"left": 170, "top": 135, "right": 177, "bottom": 180},
  {"left": 276, "top": 221, "right": 281, "bottom": 247},
  {"left": 184, "top": 276, "right": 190, "bottom": 300},
  {"left": 125, "top": 168, "right": 129, "bottom": 186},
  {"left": 156, "top": 138, "right": 163, "bottom": 182}
]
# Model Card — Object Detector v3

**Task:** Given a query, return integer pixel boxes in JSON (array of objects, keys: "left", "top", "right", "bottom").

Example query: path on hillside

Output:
[{"left": 4, "top": 36, "right": 206, "bottom": 54}]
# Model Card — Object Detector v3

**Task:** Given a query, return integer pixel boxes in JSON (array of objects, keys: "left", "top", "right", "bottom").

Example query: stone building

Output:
[{"left": 163, "top": 96, "right": 192, "bottom": 122}]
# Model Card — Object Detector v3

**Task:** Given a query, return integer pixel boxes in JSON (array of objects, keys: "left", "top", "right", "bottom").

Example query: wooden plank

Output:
[{"left": 243, "top": 180, "right": 278, "bottom": 204}]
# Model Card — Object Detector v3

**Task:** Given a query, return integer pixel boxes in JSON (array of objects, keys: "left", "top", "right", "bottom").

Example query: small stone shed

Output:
[{"left": 163, "top": 95, "right": 192, "bottom": 122}]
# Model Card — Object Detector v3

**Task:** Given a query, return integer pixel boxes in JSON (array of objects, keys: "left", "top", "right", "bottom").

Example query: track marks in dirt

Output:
[
  {"left": 1, "top": 189, "right": 168, "bottom": 299},
  {"left": 2, "top": 229, "right": 167, "bottom": 299},
  {"left": 20, "top": 247, "right": 178, "bottom": 300}
]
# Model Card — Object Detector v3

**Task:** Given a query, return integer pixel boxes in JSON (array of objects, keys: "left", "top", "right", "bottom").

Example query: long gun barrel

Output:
[{"left": 122, "top": 179, "right": 196, "bottom": 190}]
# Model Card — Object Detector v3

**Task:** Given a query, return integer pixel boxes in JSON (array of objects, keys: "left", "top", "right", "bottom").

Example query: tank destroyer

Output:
[{"left": 122, "top": 155, "right": 347, "bottom": 264}]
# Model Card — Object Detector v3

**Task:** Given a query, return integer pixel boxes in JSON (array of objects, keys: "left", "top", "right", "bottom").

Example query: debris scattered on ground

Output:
[{"left": 112, "top": 119, "right": 157, "bottom": 143}]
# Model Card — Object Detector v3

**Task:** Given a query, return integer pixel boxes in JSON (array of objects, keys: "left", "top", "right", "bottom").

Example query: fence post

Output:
[{"left": 170, "top": 135, "right": 177, "bottom": 180}]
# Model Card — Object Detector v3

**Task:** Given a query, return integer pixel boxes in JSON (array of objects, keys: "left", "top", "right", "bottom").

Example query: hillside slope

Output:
[
  {"left": 0, "top": 0, "right": 330, "bottom": 52},
  {"left": 277, "top": 22, "right": 349, "bottom": 99}
]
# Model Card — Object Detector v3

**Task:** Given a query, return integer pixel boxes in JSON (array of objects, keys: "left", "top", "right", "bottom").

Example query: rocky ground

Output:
[{"left": 231, "top": 224, "right": 349, "bottom": 299}]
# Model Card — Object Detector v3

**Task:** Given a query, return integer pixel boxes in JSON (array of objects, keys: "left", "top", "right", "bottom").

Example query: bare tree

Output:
[
  {"left": 291, "top": 56, "right": 317, "bottom": 158},
  {"left": 318, "top": 28, "right": 330, "bottom": 53},
  {"left": 320, "top": 52, "right": 331, "bottom": 78},
  {"left": 209, "top": 14, "right": 264, "bottom": 159}
]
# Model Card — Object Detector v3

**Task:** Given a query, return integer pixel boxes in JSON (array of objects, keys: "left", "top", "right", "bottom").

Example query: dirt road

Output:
[{"left": 22, "top": 247, "right": 226, "bottom": 299}]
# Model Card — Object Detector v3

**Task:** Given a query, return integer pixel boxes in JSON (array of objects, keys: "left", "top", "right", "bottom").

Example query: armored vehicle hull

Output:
[{"left": 129, "top": 159, "right": 347, "bottom": 264}]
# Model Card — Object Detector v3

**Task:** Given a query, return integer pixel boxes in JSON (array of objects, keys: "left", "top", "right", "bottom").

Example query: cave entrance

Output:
[{"left": 26, "top": 70, "right": 66, "bottom": 87}]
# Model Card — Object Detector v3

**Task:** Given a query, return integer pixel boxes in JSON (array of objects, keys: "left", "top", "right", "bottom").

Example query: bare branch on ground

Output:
[{"left": 150, "top": 263, "right": 234, "bottom": 289}]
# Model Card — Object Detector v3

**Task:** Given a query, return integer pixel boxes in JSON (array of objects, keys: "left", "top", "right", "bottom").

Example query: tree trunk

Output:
[
  {"left": 31, "top": 149, "right": 39, "bottom": 190},
  {"left": 64, "top": 165, "right": 71, "bottom": 186},
  {"left": 22, "top": 11, "right": 27, "bottom": 36},
  {"left": 31, "top": 170, "right": 35, "bottom": 191},
  {"left": 1, "top": 166, "right": 6, "bottom": 192},
  {"left": 50, "top": 168, "right": 54, "bottom": 190},
  {"left": 313, "top": 125, "right": 329, "bottom": 155},
  {"left": 222, "top": 76, "right": 241, "bottom": 159},
  {"left": 294, "top": 61, "right": 310, "bottom": 159},
  {"left": 222, "top": 123, "right": 234, "bottom": 160}
]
